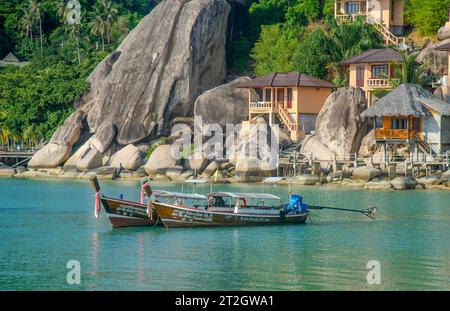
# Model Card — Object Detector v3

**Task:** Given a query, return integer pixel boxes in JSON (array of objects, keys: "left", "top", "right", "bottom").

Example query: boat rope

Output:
[
  {"left": 140, "top": 183, "right": 148, "bottom": 205},
  {"left": 146, "top": 200, "right": 153, "bottom": 220},
  {"left": 94, "top": 192, "right": 101, "bottom": 218},
  {"left": 153, "top": 215, "right": 160, "bottom": 227}
]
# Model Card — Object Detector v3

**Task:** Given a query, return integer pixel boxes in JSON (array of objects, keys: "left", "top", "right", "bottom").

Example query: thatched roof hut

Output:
[
  {"left": 361, "top": 84, "right": 450, "bottom": 117},
  {"left": 0, "top": 52, "right": 29, "bottom": 68}
]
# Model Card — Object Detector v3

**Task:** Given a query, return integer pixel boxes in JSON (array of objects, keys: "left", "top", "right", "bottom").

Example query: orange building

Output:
[
  {"left": 340, "top": 48, "right": 403, "bottom": 106},
  {"left": 334, "top": 0, "right": 406, "bottom": 46},
  {"left": 238, "top": 72, "right": 336, "bottom": 141}
]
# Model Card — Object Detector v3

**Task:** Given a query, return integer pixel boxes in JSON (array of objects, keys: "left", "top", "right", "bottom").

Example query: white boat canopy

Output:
[
  {"left": 208, "top": 192, "right": 282, "bottom": 200},
  {"left": 153, "top": 190, "right": 207, "bottom": 200}
]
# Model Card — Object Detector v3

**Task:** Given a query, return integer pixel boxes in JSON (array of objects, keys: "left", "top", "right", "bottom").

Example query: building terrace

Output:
[{"left": 238, "top": 72, "right": 336, "bottom": 141}]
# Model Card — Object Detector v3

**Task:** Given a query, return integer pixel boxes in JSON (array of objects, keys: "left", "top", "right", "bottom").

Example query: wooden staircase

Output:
[
  {"left": 371, "top": 21, "right": 406, "bottom": 48},
  {"left": 415, "top": 133, "right": 435, "bottom": 156},
  {"left": 337, "top": 14, "right": 407, "bottom": 49},
  {"left": 276, "top": 103, "right": 299, "bottom": 141}
]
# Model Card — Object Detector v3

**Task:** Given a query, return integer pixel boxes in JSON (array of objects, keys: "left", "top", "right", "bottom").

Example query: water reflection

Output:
[{"left": 0, "top": 178, "right": 449, "bottom": 290}]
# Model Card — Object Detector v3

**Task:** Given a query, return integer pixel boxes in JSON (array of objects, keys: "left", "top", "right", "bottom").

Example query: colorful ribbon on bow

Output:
[
  {"left": 94, "top": 192, "right": 101, "bottom": 218},
  {"left": 140, "top": 182, "right": 150, "bottom": 205}
]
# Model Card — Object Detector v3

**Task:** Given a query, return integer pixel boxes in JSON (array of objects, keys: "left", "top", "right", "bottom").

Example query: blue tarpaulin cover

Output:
[{"left": 288, "top": 195, "right": 309, "bottom": 213}]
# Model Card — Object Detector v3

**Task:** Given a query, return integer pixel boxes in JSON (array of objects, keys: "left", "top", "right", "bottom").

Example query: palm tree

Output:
[
  {"left": 20, "top": 7, "right": 35, "bottom": 39},
  {"left": 69, "top": 23, "right": 82, "bottom": 64},
  {"left": 90, "top": 16, "right": 107, "bottom": 51},
  {"left": 57, "top": 0, "right": 67, "bottom": 21},
  {"left": 388, "top": 52, "right": 430, "bottom": 87},
  {"left": 90, "top": 2, "right": 108, "bottom": 51},
  {"left": 101, "top": 0, "right": 118, "bottom": 45},
  {"left": 21, "top": 0, "right": 44, "bottom": 60},
  {"left": 32, "top": 0, "right": 44, "bottom": 61},
  {"left": 326, "top": 16, "right": 384, "bottom": 86}
]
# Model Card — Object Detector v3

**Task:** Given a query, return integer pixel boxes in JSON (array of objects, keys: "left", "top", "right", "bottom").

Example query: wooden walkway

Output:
[
  {"left": 0, "top": 150, "right": 36, "bottom": 167},
  {"left": 277, "top": 151, "right": 450, "bottom": 177}
]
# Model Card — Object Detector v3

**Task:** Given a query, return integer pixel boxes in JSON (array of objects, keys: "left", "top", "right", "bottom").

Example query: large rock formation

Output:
[
  {"left": 231, "top": 116, "right": 278, "bottom": 181},
  {"left": 194, "top": 76, "right": 252, "bottom": 126},
  {"left": 300, "top": 87, "right": 368, "bottom": 160},
  {"left": 28, "top": 111, "right": 84, "bottom": 168},
  {"left": 417, "top": 39, "right": 450, "bottom": 75},
  {"left": 29, "top": 0, "right": 231, "bottom": 169}
]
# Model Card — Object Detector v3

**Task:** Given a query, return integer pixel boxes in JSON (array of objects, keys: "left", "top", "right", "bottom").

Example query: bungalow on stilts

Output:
[{"left": 361, "top": 84, "right": 450, "bottom": 160}]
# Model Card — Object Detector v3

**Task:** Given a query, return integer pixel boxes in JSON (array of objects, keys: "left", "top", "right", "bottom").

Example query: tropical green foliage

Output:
[
  {"left": 0, "top": 52, "right": 106, "bottom": 143},
  {"left": 0, "top": 0, "right": 158, "bottom": 145},
  {"left": 145, "top": 137, "right": 167, "bottom": 158},
  {"left": 405, "top": 0, "right": 450, "bottom": 36},
  {"left": 388, "top": 53, "right": 432, "bottom": 87},
  {"left": 251, "top": 16, "right": 383, "bottom": 84}
]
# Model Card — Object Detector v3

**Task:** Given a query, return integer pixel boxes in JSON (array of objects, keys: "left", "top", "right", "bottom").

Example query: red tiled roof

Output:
[
  {"left": 339, "top": 48, "right": 403, "bottom": 65},
  {"left": 237, "top": 72, "right": 336, "bottom": 88}
]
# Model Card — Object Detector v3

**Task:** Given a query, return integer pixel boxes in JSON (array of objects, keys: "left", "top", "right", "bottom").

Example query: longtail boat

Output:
[
  {"left": 89, "top": 177, "right": 376, "bottom": 229},
  {"left": 152, "top": 192, "right": 309, "bottom": 228},
  {"left": 89, "top": 177, "right": 210, "bottom": 228},
  {"left": 89, "top": 176, "right": 160, "bottom": 228}
]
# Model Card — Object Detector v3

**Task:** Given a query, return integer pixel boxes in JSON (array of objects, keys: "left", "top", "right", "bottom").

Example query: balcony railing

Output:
[
  {"left": 367, "top": 78, "right": 398, "bottom": 88},
  {"left": 375, "top": 129, "right": 417, "bottom": 140},
  {"left": 249, "top": 101, "right": 273, "bottom": 109},
  {"left": 335, "top": 13, "right": 366, "bottom": 22}
]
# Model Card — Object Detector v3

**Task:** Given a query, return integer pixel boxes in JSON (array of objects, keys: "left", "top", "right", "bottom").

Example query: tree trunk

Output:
[
  {"left": 76, "top": 35, "right": 81, "bottom": 64},
  {"left": 39, "top": 17, "right": 44, "bottom": 61}
]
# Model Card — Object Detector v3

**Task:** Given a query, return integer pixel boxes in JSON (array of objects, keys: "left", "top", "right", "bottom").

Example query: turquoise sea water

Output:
[{"left": 0, "top": 178, "right": 449, "bottom": 290}]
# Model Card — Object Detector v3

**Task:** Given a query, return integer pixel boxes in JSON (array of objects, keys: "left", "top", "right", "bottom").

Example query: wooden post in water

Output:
[
  {"left": 388, "top": 163, "right": 397, "bottom": 180},
  {"left": 333, "top": 152, "right": 337, "bottom": 173},
  {"left": 293, "top": 151, "right": 297, "bottom": 177},
  {"left": 445, "top": 154, "right": 449, "bottom": 171}
]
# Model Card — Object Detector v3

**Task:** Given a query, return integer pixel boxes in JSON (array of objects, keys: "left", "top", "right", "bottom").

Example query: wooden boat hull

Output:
[
  {"left": 100, "top": 197, "right": 160, "bottom": 228},
  {"left": 153, "top": 201, "right": 308, "bottom": 228}
]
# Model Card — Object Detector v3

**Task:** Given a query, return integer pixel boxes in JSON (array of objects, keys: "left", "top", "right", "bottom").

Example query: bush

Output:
[
  {"left": 145, "top": 137, "right": 167, "bottom": 158},
  {"left": 405, "top": 0, "right": 450, "bottom": 36}
]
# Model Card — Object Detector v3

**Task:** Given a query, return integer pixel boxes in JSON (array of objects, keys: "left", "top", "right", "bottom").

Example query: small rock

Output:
[
  {"left": 438, "top": 25, "right": 450, "bottom": 41},
  {"left": 292, "top": 175, "right": 320, "bottom": 185},
  {"left": 181, "top": 169, "right": 194, "bottom": 180},
  {"left": 0, "top": 163, "right": 16, "bottom": 177},
  {"left": 418, "top": 173, "right": 442, "bottom": 186},
  {"left": 165, "top": 166, "right": 185, "bottom": 181},
  {"left": 188, "top": 151, "right": 208, "bottom": 173},
  {"left": 110, "top": 144, "right": 142, "bottom": 171},
  {"left": 202, "top": 161, "right": 219, "bottom": 178},
  {"left": 440, "top": 170, "right": 450, "bottom": 186},
  {"left": 365, "top": 180, "right": 392, "bottom": 190},
  {"left": 209, "top": 169, "right": 229, "bottom": 184},
  {"left": 390, "top": 177, "right": 418, "bottom": 190},
  {"left": 82, "top": 166, "right": 117, "bottom": 180},
  {"left": 144, "top": 145, "right": 178, "bottom": 175},
  {"left": 352, "top": 166, "right": 382, "bottom": 182},
  {"left": 119, "top": 170, "right": 146, "bottom": 179}
]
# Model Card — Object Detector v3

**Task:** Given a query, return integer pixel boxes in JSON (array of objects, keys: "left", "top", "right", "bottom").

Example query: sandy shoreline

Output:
[{"left": 1, "top": 168, "right": 449, "bottom": 192}]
